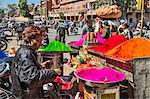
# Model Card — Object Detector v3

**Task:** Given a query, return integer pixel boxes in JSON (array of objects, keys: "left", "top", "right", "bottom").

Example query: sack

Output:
[{"left": 96, "top": 5, "right": 122, "bottom": 19}]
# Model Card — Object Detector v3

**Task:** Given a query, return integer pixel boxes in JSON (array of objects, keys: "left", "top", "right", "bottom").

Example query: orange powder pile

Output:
[{"left": 106, "top": 38, "right": 150, "bottom": 61}]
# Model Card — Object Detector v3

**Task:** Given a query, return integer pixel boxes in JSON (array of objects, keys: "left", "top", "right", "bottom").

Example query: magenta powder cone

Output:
[
  {"left": 74, "top": 67, "right": 126, "bottom": 83},
  {"left": 68, "top": 33, "right": 105, "bottom": 47}
]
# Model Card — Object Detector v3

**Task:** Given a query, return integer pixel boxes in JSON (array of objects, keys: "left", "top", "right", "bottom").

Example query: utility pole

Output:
[
  {"left": 47, "top": 0, "right": 49, "bottom": 18},
  {"left": 140, "top": 0, "right": 144, "bottom": 33}
]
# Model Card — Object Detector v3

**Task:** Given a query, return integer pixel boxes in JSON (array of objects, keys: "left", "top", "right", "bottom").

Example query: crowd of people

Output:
[{"left": 50, "top": 16, "right": 149, "bottom": 44}]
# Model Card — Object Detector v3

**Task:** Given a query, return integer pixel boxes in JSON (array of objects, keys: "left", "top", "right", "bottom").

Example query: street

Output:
[{"left": 6, "top": 28, "right": 82, "bottom": 51}]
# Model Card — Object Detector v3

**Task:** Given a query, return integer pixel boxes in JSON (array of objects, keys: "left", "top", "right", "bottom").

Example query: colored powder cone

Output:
[
  {"left": 68, "top": 33, "right": 105, "bottom": 47},
  {"left": 106, "top": 38, "right": 150, "bottom": 60},
  {"left": 75, "top": 67, "right": 126, "bottom": 83},
  {"left": 90, "top": 34, "right": 127, "bottom": 53},
  {"left": 0, "top": 50, "right": 8, "bottom": 58},
  {"left": 38, "top": 40, "right": 72, "bottom": 52}
]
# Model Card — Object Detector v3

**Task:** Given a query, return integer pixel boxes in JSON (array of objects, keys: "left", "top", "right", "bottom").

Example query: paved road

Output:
[{"left": 6, "top": 28, "right": 82, "bottom": 51}]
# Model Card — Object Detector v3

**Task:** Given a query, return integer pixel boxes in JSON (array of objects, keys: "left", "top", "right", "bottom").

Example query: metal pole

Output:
[
  {"left": 47, "top": 0, "right": 49, "bottom": 18},
  {"left": 140, "top": 0, "right": 144, "bottom": 33}
]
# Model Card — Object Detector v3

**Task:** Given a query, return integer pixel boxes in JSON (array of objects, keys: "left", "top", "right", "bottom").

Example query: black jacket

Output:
[{"left": 11, "top": 44, "right": 57, "bottom": 99}]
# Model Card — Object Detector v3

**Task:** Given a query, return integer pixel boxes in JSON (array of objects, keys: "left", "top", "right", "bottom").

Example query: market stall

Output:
[
  {"left": 38, "top": 40, "right": 72, "bottom": 69},
  {"left": 105, "top": 38, "right": 150, "bottom": 99}
]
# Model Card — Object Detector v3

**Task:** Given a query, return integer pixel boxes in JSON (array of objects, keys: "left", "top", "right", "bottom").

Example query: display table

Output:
[
  {"left": 88, "top": 50, "right": 106, "bottom": 67},
  {"left": 88, "top": 50, "right": 133, "bottom": 83}
]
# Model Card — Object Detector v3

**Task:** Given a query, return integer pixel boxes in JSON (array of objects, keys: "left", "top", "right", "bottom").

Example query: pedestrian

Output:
[
  {"left": 41, "top": 33, "right": 49, "bottom": 48},
  {"left": 56, "top": 19, "right": 66, "bottom": 43},
  {"left": 80, "top": 19, "right": 94, "bottom": 35},
  {"left": 101, "top": 21, "right": 111, "bottom": 39},
  {"left": 11, "top": 26, "right": 61, "bottom": 99},
  {"left": 94, "top": 17, "right": 101, "bottom": 32},
  {"left": 122, "top": 23, "right": 132, "bottom": 39},
  {"left": 64, "top": 18, "right": 69, "bottom": 36},
  {"left": 79, "top": 17, "right": 84, "bottom": 29},
  {"left": 117, "top": 20, "right": 126, "bottom": 34}
]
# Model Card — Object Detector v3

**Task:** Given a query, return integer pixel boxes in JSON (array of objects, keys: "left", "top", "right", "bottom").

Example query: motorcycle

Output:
[
  {"left": 0, "top": 62, "right": 11, "bottom": 91},
  {"left": 0, "top": 35, "right": 8, "bottom": 51},
  {"left": 142, "top": 26, "right": 149, "bottom": 39},
  {"left": 0, "top": 26, "right": 9, "bottom": 51}
]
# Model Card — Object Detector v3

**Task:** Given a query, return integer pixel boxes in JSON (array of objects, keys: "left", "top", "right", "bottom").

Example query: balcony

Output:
[
  {"left": 60, "top": 1, "right": 87, "bottom": 13},
  {"left": 52, "top": 4, "right": 60, "bottom": 9},
  {"left": 87, "top": 0, "right": 96, "bottom": 2},
  {"left": 60, "top": 0, "right": 78, "bottom": 5}
]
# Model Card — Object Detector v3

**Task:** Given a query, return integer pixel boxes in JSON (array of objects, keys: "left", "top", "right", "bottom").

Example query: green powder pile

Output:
[{"left": 38, "top": 40, "right": 72, "bottom": 52}]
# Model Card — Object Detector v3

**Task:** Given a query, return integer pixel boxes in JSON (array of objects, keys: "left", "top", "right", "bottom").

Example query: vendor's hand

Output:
[
  {"left": 41, "top": 60, "right": 53, "bottom": 68},
  {"left": 54, "top": 68, "right": 62, "bottom": 75}
]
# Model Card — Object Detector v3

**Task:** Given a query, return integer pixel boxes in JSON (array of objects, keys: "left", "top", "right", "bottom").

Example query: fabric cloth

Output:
[
  {"left": 11, "top": 44, "right": 57, "bottom": 99},
  {"left": 0, "top": 50, "right": 8, "bottom": 58}
]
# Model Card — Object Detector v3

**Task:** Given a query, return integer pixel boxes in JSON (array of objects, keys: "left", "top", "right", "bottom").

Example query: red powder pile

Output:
[
  {"left": 106, "top": 38, "right": 150, "bottom": 60},
  {"left": 90, "top": 35, "right": 127, "bottom": 53}
]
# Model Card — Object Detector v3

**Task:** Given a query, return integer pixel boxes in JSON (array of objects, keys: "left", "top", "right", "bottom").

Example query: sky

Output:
[{"left": 0, "top": 0, "right": 40, "bottom": 8}]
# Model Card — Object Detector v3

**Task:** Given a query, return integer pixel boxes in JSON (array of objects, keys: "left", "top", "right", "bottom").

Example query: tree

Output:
[
  {"left": 7, "top": 4, "right": 18, "bottom": 17},
  {"left": 58, "top": 12, "right": 64, "bottom": 19},
  {"left": 0, "top": 9, "right": 5, "bottom": 17},
  {"left": 18, "top": 0, "right": 30, "bottom": 17}
]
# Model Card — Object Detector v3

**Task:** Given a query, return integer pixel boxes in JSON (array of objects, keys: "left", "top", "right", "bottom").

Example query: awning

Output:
[{"left": 14, "top": 16, "right": 31, "bottom": 22}]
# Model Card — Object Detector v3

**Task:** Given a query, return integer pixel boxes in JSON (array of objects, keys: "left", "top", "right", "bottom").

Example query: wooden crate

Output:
[
  {"left": 88, "top": 50, "right": 106, "bottom": 67},
  {"left": 106, "top": 57, "right": 133, "bottom": 82},
  {"left": 106, "top": 57, "right": 132, "bottom": 72},
  {"left": 98, "top": 86, "right": 120, "bottom": 99},
  {"left": 37, "top": 52, "right": 63, "bottom": 69}
]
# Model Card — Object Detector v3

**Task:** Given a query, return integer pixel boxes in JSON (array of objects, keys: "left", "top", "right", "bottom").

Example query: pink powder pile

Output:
[
  {"left": 75, "top": 67, "right": 126, "bottom": 83},
  {"left": 68, "top": 33, "right": 105, "bottom": 47}
]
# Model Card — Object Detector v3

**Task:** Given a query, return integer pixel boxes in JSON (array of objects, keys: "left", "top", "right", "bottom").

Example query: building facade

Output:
[
  {"left": 40, "top": 0, "right": 52, "bottom": 18},
  {"left": 48, "top": 0, "right": 150, "bottom": 24},
  {"left": 49, "top": 0, "right": 97, "bottom": 21}
]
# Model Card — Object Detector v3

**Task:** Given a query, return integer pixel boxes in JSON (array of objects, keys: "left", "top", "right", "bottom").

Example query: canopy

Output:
[{"left": 14, "top": 16, "right": 31, "bottom": 22}]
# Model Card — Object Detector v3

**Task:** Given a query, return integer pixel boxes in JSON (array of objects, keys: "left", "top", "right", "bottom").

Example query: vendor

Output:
[{"left": 11, "top": 26, "right": 61, "bottom": 99}]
